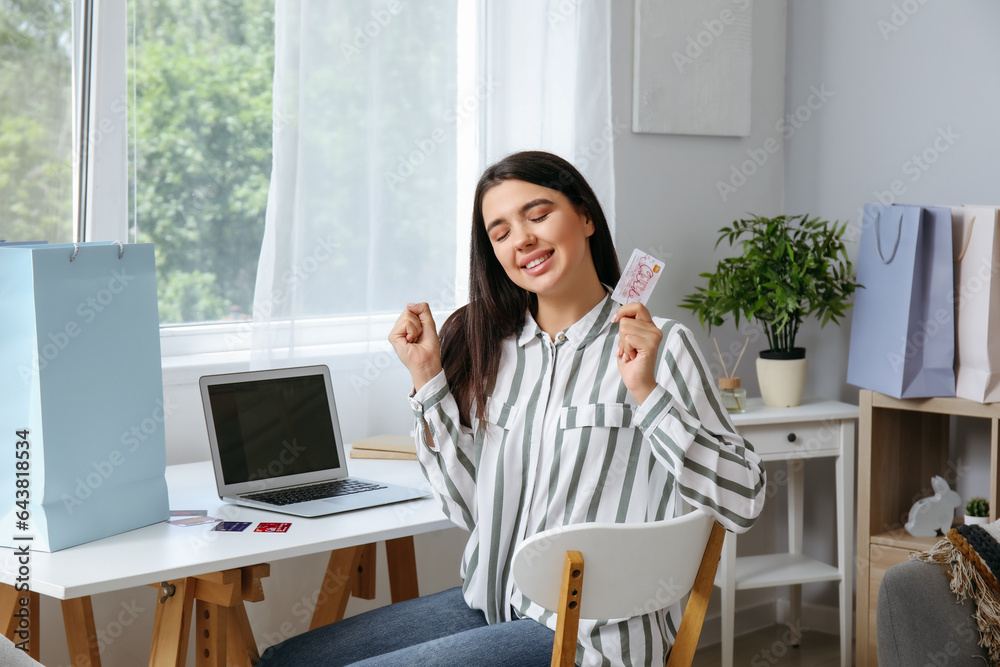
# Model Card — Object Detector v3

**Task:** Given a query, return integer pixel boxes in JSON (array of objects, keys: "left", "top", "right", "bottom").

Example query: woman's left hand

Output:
[{"left": 613, "top": 303, "right": 663, "bottom": 405}]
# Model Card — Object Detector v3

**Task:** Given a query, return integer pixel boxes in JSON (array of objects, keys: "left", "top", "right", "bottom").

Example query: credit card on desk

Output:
[{"left": 611, "top": 249, "right": 665, "bottom": 305}]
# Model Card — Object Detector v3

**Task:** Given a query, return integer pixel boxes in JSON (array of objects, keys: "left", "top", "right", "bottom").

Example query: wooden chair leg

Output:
[
  {"left": 385, "top": 536, "right": 419, "bottom": 603},
  {"left": 61, "top": 596, "right": 102, "bottom": 667},
  {"left": 667, "top": 522, "right": 727, "bottom": 667},
  {"left": 310, "top": 545, "right": 364, "bottom": 630},
  {"left": 552, "top": 550, "right": 584, "bottom": 667},
  {"left": 150, "top": 577, "right": 197, "bottom": 667}
]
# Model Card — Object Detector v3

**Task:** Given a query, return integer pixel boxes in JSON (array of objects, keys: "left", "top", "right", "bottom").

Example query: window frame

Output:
[{"left": 83, "top": 0, "right": 478, "bottom": 369}]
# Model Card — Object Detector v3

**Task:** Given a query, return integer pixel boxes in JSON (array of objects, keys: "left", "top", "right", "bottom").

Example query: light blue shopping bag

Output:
[
  {"left": 847, "top": 204, "right": 955, "bottom": 398},
  {"left": 0, "top": 242, "right": 169, "bottom": 552}
]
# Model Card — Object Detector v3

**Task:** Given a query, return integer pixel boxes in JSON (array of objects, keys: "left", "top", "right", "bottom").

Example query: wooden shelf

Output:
[
  {"left": 870, "top": 393, "right": 1000, "bottom": 419},
  {"left": 869, "top": 529, "right": 944, "bottom": 552},
  {"left": 856, "top": 390, "right": 1000, "bottom": 667}
]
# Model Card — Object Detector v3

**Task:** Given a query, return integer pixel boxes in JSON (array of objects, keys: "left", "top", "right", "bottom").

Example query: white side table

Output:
[{"left": 716, "top": 398, "right": 858, "bottom": 667}]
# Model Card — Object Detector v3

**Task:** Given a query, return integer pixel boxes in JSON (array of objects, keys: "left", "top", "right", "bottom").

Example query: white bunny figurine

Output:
[{"left": 905, "top": 476, "right": 961, "bottom": 537}]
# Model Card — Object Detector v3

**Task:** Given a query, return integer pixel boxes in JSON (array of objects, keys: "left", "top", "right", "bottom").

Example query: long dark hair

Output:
[{"left": 440, "top": 151, "right": 620, "bottom": 427}]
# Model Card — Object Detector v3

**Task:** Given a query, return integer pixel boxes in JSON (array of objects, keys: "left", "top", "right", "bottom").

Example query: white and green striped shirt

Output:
[{"left": 409, "top": 294, "right": 766, "bottom": 666}]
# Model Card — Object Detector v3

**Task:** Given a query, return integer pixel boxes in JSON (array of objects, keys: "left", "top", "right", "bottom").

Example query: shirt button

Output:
[{"left": 556, "top": 332, "right": 567, "bottom": 342}]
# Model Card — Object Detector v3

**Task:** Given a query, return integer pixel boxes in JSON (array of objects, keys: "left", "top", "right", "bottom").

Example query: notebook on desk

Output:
[{"left": 199, "top": 365, "right": 426, "bottom": 518}]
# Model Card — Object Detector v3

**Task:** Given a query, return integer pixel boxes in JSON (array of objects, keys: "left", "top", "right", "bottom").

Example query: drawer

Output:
[{"left": 737, "top": 420, "right": 843, "bottom": 459}]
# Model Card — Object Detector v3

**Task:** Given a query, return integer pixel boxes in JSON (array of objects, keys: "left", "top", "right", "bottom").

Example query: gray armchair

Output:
[
  {"left": 876, "top": 559, "right": 989, "bottom": 666},
  {"left": 0, "top": 635, "right": 44, "bottom": 666}
]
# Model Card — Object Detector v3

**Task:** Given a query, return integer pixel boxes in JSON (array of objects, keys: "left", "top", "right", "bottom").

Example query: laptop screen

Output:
[{"left": 205, "top": 373, "right": 342, "bottom": 485}]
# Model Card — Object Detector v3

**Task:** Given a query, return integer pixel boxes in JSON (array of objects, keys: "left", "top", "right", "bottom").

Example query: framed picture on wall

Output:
[{"left": 633, "top": 0, "right": 753, "bottom": 137}]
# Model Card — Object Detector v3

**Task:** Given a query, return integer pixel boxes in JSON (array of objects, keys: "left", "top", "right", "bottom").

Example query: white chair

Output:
[{"left": 512, "top": 511, "right": 726, "bottom": 667}]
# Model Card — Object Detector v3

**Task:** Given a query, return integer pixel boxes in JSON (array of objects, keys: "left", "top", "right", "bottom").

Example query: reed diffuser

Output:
[{"left": 714, "top": 337, "right": 749, "bottom": 414}]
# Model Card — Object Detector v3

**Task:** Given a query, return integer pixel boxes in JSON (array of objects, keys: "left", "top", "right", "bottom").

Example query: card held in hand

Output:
[{"left": 611, "top": 249, "right": 665, "bottom": 305}]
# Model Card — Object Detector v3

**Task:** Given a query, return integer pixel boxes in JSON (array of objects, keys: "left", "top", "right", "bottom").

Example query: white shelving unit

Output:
[{"left": 715, "top": 399, "right": 859, "bottom": 667}]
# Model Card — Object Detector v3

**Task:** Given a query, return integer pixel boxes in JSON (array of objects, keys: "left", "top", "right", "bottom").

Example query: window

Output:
[
  {"left": 128, "top": 0, "right": 275, "bottom": 325},
  {"left": 0, "top": 1, "right": 75, "bottom": 243}
]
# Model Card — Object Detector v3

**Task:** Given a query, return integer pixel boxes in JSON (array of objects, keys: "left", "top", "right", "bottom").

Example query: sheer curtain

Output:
[{"left": 251, "top": 0, "right": 614, "bottom": 441}]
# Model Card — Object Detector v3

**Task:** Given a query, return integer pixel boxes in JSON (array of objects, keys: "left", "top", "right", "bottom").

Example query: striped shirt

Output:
[{"left": 408, "top": 294, "right": 766, "bottom": 666}]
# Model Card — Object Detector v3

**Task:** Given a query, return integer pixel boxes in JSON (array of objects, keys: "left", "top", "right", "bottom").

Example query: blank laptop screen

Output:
[{"left": 206, "top": 373, "right": 341, "bottom": 485}]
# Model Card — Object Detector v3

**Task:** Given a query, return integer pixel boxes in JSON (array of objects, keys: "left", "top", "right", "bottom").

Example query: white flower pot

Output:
[
  {"left": 756, "top": 354, "right": 808, "bottom": 408},
  {"left": 964, "top": 514, "right": 989, "bottom": 525}
]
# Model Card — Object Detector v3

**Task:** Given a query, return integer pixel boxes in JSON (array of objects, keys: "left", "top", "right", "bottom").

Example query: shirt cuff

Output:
[
  {"left": 408, "top": 369, "right": 448, "bottom": 418},
  {"left": 634, "top": 385, "right": 703, "bottom": 437},
  {"left": 633, "top": 384, "right": 672, "bottom": 433}
]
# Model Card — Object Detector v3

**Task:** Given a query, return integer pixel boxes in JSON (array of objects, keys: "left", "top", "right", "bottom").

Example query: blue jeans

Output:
[{"left": 256, "top": 587, "right": 556, "bottom": 666}]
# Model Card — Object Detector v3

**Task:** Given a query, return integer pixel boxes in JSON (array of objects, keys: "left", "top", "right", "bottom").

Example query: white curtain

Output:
[{"left": 251, "top": 0, "right": 614, "bottom": 441}]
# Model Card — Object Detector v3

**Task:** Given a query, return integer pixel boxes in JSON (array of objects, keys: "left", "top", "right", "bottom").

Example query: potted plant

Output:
[
  {"left": 680, "top": 214, "right": 860, "bottom": 407},
  {"left": 965, "top": 497, "right": 990, "bottom": 525}
]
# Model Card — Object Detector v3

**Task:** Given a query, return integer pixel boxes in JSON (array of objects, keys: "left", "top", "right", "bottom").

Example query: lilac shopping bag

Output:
[{"left": 847, "top": 204, "right": 955, "bottom": 398}]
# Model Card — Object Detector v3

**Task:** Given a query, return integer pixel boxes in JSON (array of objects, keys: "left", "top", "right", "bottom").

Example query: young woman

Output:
[{"left": 259, "top": 152, "right": 766, "bottom": 666}]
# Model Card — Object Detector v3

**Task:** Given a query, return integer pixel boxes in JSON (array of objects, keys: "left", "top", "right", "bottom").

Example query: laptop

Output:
[{"left": 199, "top": 365, "right": 426, "bottom": 517}]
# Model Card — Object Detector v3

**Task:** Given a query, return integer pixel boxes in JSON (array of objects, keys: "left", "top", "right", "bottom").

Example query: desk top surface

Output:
[
  {"left": 0, "top": 459, "right": 451, "bottom": 599},
  {"left": 729, "top": 398, "right": 859, "bottom": 427}
]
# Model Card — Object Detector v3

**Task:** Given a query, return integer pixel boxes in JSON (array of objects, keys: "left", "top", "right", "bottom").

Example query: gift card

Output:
[
  {"left": 167, "top": 516, "right": 221, "bottom": 527},
  {"left": 170, "top": 510, "right": 208, "bottom": 517},
  {"left": 213, "top": 521, "right": 252, "bottom": 532},
  {"left": 254, "top": 522, "right": 292, "bottom": 533},
  {"left": 611, "top": 249, "right": 664, "bottom": 305}
]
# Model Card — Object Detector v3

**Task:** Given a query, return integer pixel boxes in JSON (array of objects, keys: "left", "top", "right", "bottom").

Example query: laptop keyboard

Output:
[{"left": 243, "top": 479, "right": 387, "bottom": 506}]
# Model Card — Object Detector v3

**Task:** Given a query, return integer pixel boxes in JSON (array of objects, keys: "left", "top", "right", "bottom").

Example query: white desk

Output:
[
  {"left": 719, "top": 398, "right": 859, "bottom": 667},
  {"left": 0, "top": 458, "right": 450, "bottom": 665}
]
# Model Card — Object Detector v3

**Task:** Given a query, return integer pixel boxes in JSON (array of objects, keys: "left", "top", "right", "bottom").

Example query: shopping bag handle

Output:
[
  {"left": 69, "top": 241, "right": 125, "bottom": 262},
  {"left": 955, "top": 215, "right": 976, "bottom": 263},
  {"left": 874, "top": 210, "right": 903, "bottom": 264}
]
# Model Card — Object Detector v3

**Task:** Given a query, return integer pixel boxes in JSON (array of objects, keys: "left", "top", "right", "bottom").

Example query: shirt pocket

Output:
[
  {"left": 559, "top": 402, "right": 635, "bottom": 430},
  {"left": 477, "top": 398, "right": 520, "bottom": 457},
  {"left": 485, "top": 397, "right": 519, "bottom": 430}
]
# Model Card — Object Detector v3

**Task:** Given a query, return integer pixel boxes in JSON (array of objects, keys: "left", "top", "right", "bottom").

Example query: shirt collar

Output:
[{"left": 517, "top": 291, "right": 617, "bottom": 348}]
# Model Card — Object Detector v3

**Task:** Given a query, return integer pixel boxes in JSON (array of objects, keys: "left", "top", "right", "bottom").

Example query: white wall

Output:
[
  {"left": 783, "top": 0, "right": 1000, "bottom": 612},
  {"left": 611, "top": 0, "right": 800, "bottom": 641}
]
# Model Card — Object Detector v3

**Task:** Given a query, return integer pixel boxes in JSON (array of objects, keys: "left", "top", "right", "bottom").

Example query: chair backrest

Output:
[
  {"left": 512, "top": 510, "right": 716, "bottom": 619},
  {"left": 511, "top": 510, "right": 726, "bottom": 667}
]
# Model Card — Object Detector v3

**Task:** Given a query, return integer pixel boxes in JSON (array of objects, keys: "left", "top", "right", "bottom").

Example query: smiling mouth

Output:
[{"left": 523, "top": 251, "right": 553, "bottom": 270}]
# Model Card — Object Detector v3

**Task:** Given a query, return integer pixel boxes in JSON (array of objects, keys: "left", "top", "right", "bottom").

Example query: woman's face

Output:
[{"left": 481, "top": 179, "right": 596, "bottom": 299}]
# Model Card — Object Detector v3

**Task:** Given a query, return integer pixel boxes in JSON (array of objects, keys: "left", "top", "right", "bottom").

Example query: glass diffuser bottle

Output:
[
  {"left": 713, "top": 336, "right": 750, "bottom": 414},
  {"left": 718, "top": 376, "right": 746, "bottom": 413}
]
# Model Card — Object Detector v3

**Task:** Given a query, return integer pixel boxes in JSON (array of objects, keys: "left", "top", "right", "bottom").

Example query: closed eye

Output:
[
  {"left": 496, "top": 230, "right": 510, "bottom": 242},
  {"left": 529, "top": 213, "right": 549, "bottom": 223}
]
